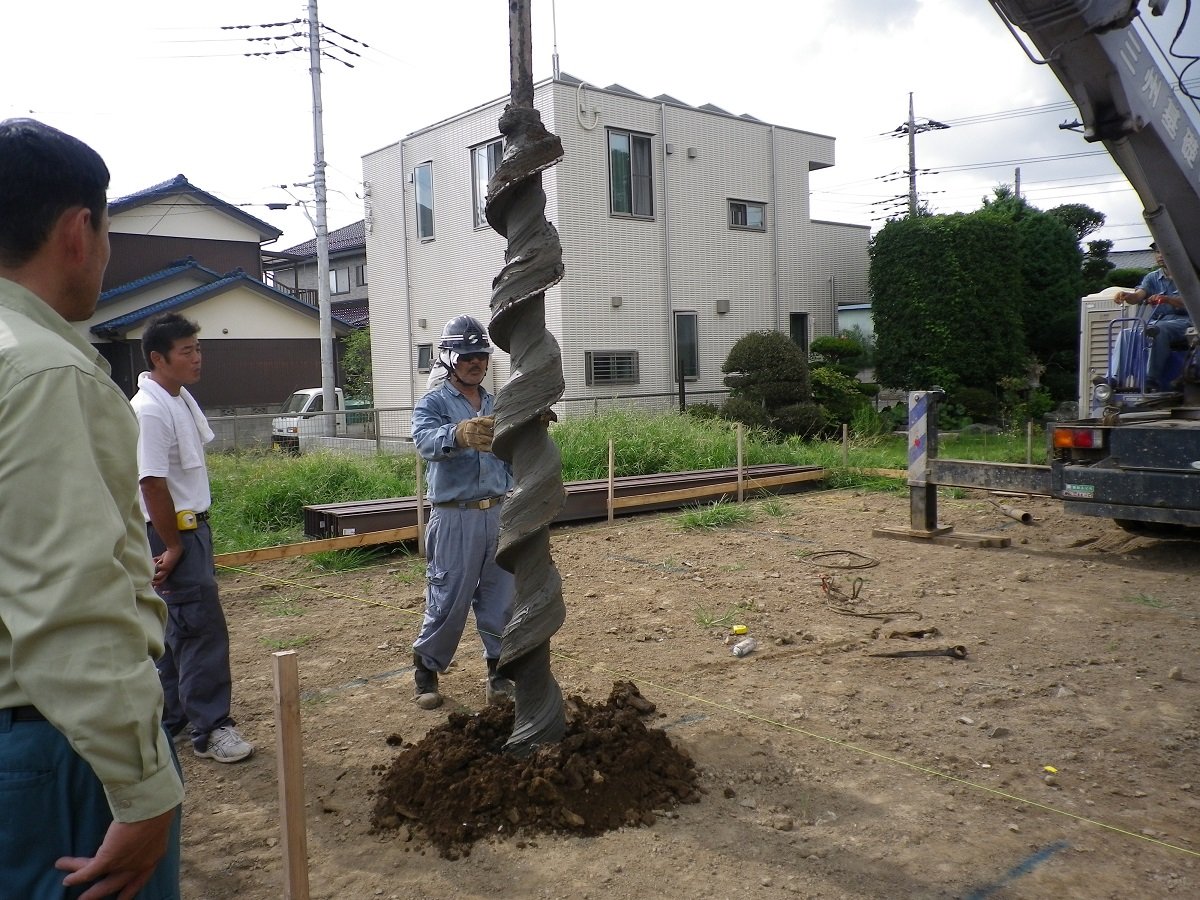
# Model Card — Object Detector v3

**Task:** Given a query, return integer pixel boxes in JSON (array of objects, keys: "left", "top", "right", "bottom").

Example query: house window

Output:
[
  {"left": 472, "top": 139, "right": 503, "bottom": 228},
  {"left": 354, "top": 263, "right": 367, "bottom": 287},
  {"left": 673, "top": 312, "right": 698, "bottom": 381},
  {"left": 729, "top": 200, "right": 766, "bottom": 232},
  {"left": 329, "top": 267, "right": 349, "bottom": 295},
  {"left": 414, "top": 162, "right": 434, "bottom": 241},
  {"left": 417, "top": 343, "right": 433, "bottom": 374},
  {"left": 585, "top": 350, "right": 640, "bottom": 386},
  {"left": 789, "top": 312, "right": 810, "bottom": 355},
  {"left": 608, "top": 129, "right": 654, "bottom": 219}
]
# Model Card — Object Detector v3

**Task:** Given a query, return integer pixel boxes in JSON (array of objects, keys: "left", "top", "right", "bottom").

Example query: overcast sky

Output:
[{"left": 4, "top": 0, "right": 1196, "bottom": 254}]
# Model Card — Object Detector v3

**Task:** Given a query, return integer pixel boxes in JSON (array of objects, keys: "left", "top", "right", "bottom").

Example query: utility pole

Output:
[
  {"left": 308, "top": 0, "right": 335, "bottom": 437},
  {"left": 1014, "top": 166, "right": 1022, "bottom": 199},
  {"left": 225, "top": 7, "right": 367, "bottom": 439},
  {"left": 907, "top": 93, "right": 918, "bottom": 216},
  {"left": 891, "top": 93, "right": 949, "bottom": 216}
]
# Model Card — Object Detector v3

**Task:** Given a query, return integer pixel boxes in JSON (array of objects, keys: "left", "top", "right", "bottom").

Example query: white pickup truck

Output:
[{"left": 271, "top": 387, "right": 349, "bottom": 453}]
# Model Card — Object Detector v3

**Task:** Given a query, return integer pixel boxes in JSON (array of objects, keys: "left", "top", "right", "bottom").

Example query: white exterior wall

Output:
[
  {"left": 364, "top": 79, "right": 868, "bottom": 413},
  {"left": 365, "top": 90, "right": 559, "bottom": 410},
  {"left": 75, "top": 273, "right": 217, "bottom": 343},
  {"left": 111, "top": 197, "right": 262, "bottom": 242},
  {"left": 269, "top": 249, "right": 369, "bottom": 303},
  {"left": 181, "top": 289, "right": 325, "bottom": 339}
]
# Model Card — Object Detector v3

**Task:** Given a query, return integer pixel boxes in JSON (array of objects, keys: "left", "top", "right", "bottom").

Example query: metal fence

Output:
[{"left": 208, "top": 387, "right": 732, "bottom": 455}]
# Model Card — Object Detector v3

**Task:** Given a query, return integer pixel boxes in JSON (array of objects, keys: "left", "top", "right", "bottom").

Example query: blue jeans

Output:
[
  {"left": 1146, "top": 314, "right": 1191, "bottom": 387},
  {"left": 0, "top": 708, "right": 181, "bottom": 899}
]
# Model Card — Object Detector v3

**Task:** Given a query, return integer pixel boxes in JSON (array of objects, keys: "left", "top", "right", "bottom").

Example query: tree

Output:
[
  {"left": 722, "top": 330, "right": 809, "bottom": 408},
  {"left": 340, "top": 326, "right": 373, "bottom": 404},
  {"left": 1008, "top": 211, "right": 1083, "bottom": 401},
  {"left": 870, "top": 212, "right": 1027, "bottom": 393},
  {"left": 720, "top": 331, "right": 829, "bottom": 435},
  {"left": 1082, "top": 239, "right": 1116, "bottom": 294},
  {"left": 976, "top": 187, "right": 1083, "bottom": 402},
  {"left": 810, "top": 334, "right": 867, "bottom": 378},
  {"left": 1047, "top": 203, "right": 1106, "bottom": 242}
]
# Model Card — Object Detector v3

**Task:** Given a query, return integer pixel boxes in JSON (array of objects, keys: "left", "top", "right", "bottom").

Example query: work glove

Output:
[{"left": 455, "top": 415, "right": 495, "bottom": 452}]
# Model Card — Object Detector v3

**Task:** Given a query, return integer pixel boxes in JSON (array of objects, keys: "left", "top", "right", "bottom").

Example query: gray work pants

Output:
[
  {"left": 413, "top": 504, "right": 513, "bottom": 672},
  {"left": 148, "top": 522, "right": 234, "bottom": 749}
]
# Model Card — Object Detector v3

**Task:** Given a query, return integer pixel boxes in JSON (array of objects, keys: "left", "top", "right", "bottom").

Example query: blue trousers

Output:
[
  {"left": 147, "top": 523, "right": 234, "bottom": 750},
  {"left": 413, "top": 504, "right": 514, "bottom": 672},
  {"left": 1147, "top": 315, "right": 1192, "bottom": 387},
  {"left": 0, "top": 708, "right": 181, "bottom": 899}
]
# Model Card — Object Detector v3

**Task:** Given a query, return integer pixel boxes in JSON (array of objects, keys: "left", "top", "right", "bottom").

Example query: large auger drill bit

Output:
[{"left": 484, "top": 0, "right": 568, "bottom": 756}]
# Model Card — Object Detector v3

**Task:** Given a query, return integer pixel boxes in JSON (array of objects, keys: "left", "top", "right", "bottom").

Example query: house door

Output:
[
  {"left": 789, "top": 312, "right": 809, "bottom": 354},
  {"left": 673, "top": 311, "right": 698, "bottom": 382}
]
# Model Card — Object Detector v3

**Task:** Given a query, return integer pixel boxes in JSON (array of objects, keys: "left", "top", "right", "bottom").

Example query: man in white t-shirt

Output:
[{"left": 131, "top": 313, "right": 253, "bottom": 764}]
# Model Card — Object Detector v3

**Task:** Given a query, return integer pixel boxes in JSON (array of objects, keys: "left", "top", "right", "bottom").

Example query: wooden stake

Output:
[
  {"left": 736, "top": 424, "right": 744, "bottom": 503},
  {"left": 842, "top": 423, "right": 850, "bottom": 467},
  {"left": 272, "top": 651, "right": 310, "bottom": 900},
  {"left": 607, "top": 439, "right": 615, "bottom": 524}
]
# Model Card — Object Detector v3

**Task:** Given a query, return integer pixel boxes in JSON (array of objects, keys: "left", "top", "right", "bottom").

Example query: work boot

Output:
[
  {"left": 413, "top": 652, "right": 442, "bottom": 710},
  {"left": 485, "top": 657, "right": 515, "bottom": 705}
]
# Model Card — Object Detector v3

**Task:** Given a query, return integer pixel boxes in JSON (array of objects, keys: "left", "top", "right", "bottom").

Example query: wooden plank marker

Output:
[
  {"left": 736, "top": 424, "right": 745, "bottom": 504},
  {"left": 607, "top": 439, "right": 615, "bottom": 524},
  {"left": 214, "top": 525, "right": 420, "bottom": 567},
  {"left": 272, "top": 650, "right": 311, "bottom": 900}
]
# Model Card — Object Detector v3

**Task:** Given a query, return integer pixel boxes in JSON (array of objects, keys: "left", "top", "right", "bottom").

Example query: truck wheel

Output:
[{"left": 1113, "top": 518, "right": 1197, "bottom": 538}]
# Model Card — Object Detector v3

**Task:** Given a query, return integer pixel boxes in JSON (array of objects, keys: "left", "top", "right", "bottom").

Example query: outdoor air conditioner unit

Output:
[{"left": 1078, "top": 290, "right": 1123, "bottom": 410}]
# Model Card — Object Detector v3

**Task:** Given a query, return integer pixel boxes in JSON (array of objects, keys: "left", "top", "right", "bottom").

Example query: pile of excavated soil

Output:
[{"left": 370, "top": 681, "right": 700, "bottom": 858}]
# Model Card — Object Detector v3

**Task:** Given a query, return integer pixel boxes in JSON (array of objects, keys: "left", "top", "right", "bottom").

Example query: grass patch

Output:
[
  {"left": 208, "top": 449, "right": 417, "bottom": 555},
  {"left": 677, "top": 500, "right": 753, "bottom": 531},
  {"left": 1123, "top": 593, "right": 1167, "bottom": 608},
  {"left": 389, "top": 557, "right": 426, "bottom": 585},
  {"left": 260, "top": 635, "right": 313, "bottom": 650},
  {"left": 694, "top": 606, "right": 738, "bottom": 628},
  {"left": 254, "top": 592, "right": 306, "bottom": 617},
  {"left": 204, "top": 411, "right": 1045, "bottom": 553},
  {"left": 759, "top": 497, "right": 788, "bottom": 518},
  {"left": 307, "top": 546, "right": 383, "bottom": 573}
]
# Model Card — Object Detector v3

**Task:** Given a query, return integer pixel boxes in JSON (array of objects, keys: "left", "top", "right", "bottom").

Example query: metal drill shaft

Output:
[{"left": 486, "top": 0, "right": 568, "bottom": 755}]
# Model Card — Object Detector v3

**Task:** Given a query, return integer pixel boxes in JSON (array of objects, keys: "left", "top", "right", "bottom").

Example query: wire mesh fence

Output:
[{"left": 207, "top": 388, "right": 732, "bottom": 455}]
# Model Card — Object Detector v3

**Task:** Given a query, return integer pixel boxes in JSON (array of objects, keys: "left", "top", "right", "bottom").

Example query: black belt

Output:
[
  {"left": 196, "top": 510, "right": 210, "bottom": 521},
  {"left": 5, "top": 706, "right": 45, "bottom": 722},
  {"left": 433, "top": 496, "right": 504, "bottom": 510}
]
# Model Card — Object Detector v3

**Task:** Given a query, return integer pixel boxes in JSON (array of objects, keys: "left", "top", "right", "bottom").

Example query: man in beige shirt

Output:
[{"left": 0, "top": 118, "right": 184, "bottom": 898}]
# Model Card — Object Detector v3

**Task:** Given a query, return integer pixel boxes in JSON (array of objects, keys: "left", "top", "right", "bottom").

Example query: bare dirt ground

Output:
[{"left": 181, "top": 487, "right": 1198, "bottom": 899}]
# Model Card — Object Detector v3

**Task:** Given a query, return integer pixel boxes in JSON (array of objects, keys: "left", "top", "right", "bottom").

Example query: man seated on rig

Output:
[{"left": 1114, "top": 243, "right": 1191, "bottom": 391}]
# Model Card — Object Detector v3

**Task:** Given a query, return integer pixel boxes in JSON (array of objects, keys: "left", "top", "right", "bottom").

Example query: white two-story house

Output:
[{"left": 363, "top": 73, "right": 868, "bottom": 413}]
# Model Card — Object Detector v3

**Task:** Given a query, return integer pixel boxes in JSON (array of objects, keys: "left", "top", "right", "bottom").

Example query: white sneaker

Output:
[{"left": 194, "top": 725, "right": 254, "bottom": 763}]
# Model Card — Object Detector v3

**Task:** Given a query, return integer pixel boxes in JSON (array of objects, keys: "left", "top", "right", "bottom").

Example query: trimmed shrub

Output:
[
  {"left": 773, "top": 402, "right": 829, "bottom": 438},
  {"left": 722, "top": 331, "right": 810, "bottom": 407},
  {"left": 1105, "top": 267, "right": 1150, "bottom": 289},
  {"left": 810, "top": 365, "right": 870, "bottom": 425},
  {"left": 718, "top": 396, "right": 771, "bottom": 430}
]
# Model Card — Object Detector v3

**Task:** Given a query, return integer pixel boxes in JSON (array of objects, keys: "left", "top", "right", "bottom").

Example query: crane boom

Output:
[{"left": 992, "top": 0, "right": 1200, "bottom": 326}]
